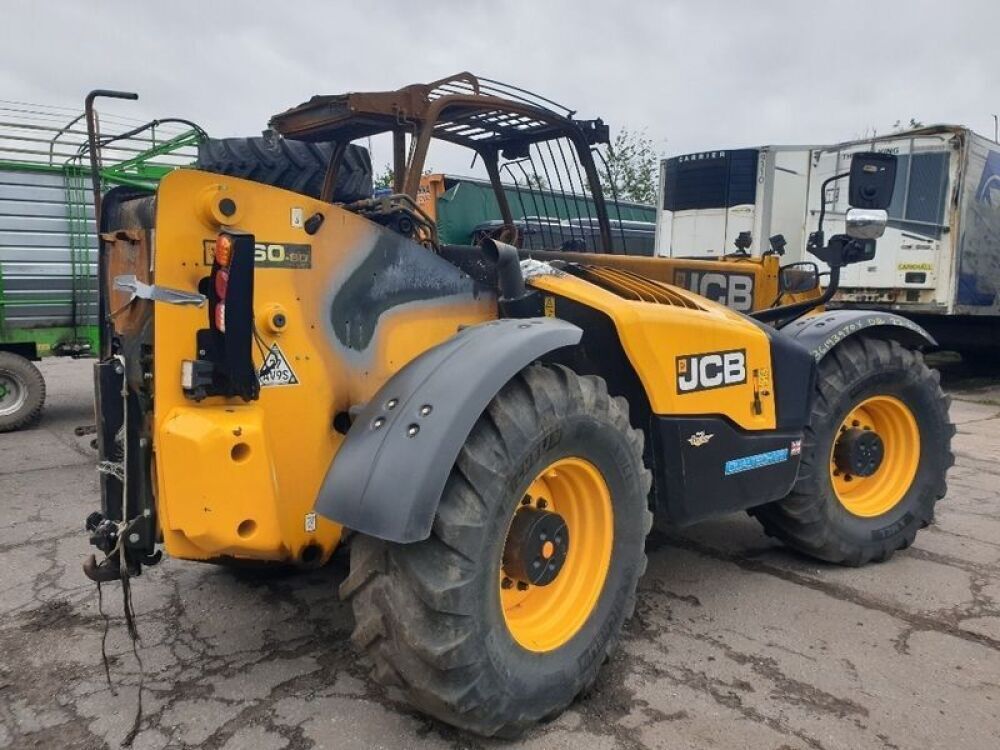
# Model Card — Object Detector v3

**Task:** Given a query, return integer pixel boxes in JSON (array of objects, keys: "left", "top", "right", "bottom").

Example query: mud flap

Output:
[
  {"left": 314, "top": 318, "right": 582, "bottom": 543},
  {"left": 782, "top": 309, "right": 936, "bottom": 360}
]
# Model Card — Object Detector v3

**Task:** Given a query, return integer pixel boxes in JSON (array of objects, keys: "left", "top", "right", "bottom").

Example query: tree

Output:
[
  {"left": 892, "top": 118, "right": 925, "bottom": 133},
  {"left": 600, "top": 127, "right": 661, "bottom": 205},
  {"left": 372, "top": 163, "right": 435, "bottom": 191},
  {"left": 855, "top": 118, "right": 924, "bottom": 140},
  {"left": 373, "top": 163, "right": 393, "bottom": 190},
  {"left": 520, "top": 173, "right": 548, "bottom": 190}
]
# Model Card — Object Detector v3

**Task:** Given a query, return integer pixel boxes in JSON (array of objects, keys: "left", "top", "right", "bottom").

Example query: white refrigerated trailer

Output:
[
  {"left": 655, "top": 145, "right": 816, "bottom": 259},
  {"left": 657, "top": 126, "right": 1000, "bottom": 353}
]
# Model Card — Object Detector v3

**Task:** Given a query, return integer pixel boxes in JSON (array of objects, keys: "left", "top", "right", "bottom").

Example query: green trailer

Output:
[
  {"left": 416, "top": 172, "right": 657, "bottom": 252},
  {"left": 0, "top": 103, "right": 200, "bottom": 430}
]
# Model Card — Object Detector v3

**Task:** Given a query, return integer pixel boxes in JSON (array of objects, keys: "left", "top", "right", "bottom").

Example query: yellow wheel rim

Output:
[
  {"left": 830, "top": 395, "right": 920, "bottom": 517},
  {"left": 500, "top": 457, "right": 614, "bottom": 652}
]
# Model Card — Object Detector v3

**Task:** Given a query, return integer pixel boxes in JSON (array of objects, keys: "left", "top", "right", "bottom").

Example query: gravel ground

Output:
[{"left": 1, "top": 356, "right": 999, "bottom": 750}]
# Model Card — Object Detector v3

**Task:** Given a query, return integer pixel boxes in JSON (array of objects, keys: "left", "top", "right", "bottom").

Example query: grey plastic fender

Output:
[
  {"left": 315, "top": 317, "right": 583, "bottom": 543},
  {"left": 782, "top": 309, "right": 936, "bottom": 361}
]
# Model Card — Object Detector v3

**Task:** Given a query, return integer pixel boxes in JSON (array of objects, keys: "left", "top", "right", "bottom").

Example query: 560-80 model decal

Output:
[{"left": 203, "top": 240, "right": 312, "bottom": 269}]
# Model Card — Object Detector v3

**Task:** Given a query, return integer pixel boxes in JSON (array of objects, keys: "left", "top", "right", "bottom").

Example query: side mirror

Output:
[
  {"left": 734, "top": 231, "right": 752, "bottom": 253},
  {"left": 848, "top": 152, "right": 897, "bottom": 209},
  {"left": 845, "top": 208, "right": 888, "bottom": 240},
  {"left": 779, "top": 262, "right": 820, "bottom": 294}
]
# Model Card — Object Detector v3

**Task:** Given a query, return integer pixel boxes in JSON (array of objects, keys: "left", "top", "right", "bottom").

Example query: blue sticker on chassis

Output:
[{"left": 724, "top": 448, "right": 790, "bottom": 476}]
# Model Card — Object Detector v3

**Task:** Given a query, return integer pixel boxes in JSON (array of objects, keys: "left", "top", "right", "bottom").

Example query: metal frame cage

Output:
[{"left": 269, "top": 72, "right": 642, "bottom": 254}]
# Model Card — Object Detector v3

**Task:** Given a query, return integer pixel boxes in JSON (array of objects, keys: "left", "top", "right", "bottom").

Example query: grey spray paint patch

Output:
[{"left": 328, "top": 229, "right": 482, "bottom": 352}]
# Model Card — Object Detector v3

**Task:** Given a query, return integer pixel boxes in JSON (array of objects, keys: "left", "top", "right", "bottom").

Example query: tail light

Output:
[
  {"left": 198, "top": 231, "right": 258, "bottom": 400},
  {"left": 211, "top": 234, "right": 233, "bottom": 333},
  {"left": 214, "top": 233, "right": 234, "bottom": 267},
  {"left": 213, "top": 269, "right": 230, "bottom": 331}
]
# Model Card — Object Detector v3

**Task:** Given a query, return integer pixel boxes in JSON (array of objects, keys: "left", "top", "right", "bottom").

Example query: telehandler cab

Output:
[{"left": 83, "top": 75, "right": 953, "bottom": 737}]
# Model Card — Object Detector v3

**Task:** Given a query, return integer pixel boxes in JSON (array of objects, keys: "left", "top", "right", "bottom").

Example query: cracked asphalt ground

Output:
[{"left": 2, "top": 357, "right": 1000, "bottom": 750}]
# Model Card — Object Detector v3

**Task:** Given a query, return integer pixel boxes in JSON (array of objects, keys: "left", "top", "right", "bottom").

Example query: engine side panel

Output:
[
  {"left": 529, "top": 271, "right": 778, "bottom": 431},
  {"left": 149, "top": 170, "right": 495, "bottom": 562},
  {"left": 528, "top": 270, "right": 814, "bottom": 521}
]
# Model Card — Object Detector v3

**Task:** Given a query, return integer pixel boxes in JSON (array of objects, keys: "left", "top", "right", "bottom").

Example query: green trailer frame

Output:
[
  {"left": 0, "top": 121, "right": 200, "bottom": 358},
  {"left": 0, "top": 103, "right": 199, "bottom": 429}
]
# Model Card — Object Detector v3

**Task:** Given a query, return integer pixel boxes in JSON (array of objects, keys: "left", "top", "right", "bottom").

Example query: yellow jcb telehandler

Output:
[{"left": 83, "top": 75, "right": 953, "bottom": 737}]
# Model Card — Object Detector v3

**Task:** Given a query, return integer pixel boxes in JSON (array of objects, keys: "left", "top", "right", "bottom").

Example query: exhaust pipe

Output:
[{"left": 480, "top": 237, "right": 526, "bottom": 301}]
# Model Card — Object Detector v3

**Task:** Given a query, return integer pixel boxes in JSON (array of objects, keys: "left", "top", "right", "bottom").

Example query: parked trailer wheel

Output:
[
  {"left": 750, "top": 335, "right": 954, "bottom": 565},
  {"left": 340, "top": 364, "right": 652, "bottom": 737},
  {"left": 0, "top": 352, "right": 45, "bottom": 432}
]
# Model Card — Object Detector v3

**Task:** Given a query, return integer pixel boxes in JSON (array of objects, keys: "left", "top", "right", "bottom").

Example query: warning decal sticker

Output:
[{"left": 258, "top": 343, "right": 299, "bottom": 387}]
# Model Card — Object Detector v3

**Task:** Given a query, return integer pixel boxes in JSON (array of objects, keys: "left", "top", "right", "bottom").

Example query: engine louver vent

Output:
[{"left": 575, "top": 265, "right": 706, "bottom": 310}]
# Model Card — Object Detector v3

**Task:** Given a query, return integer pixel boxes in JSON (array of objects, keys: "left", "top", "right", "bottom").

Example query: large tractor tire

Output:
[
  {"left": 196, "top": 137, "right": 372, "bottom": 203},
  {"left": 341, "top": 364, "right": 652, "bottom": 737},
  {"left": 751, "top": 335, "right": 954, "bottom": 565},
  {"left": 0, "top": 352, "right": 45, "bottom": 432}
]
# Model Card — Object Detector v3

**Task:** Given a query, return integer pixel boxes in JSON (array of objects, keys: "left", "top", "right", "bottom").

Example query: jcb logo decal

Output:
[
  {"left": 673, "top": 271, "right": 754, "bottom": 312},
  {"left": 677, "top": 349, "right": 747, "bottom": 393}
]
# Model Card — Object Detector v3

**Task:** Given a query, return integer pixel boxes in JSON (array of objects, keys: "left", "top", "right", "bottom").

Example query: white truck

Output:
[{"left": 657, "top": 126, "right": 1000, "bottom": 354}]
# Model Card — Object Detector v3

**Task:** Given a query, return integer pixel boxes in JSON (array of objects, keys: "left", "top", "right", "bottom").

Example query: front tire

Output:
[
  {"left": 751, "top": 336, "right": 954, "bottom": 565},
  {"left": 341, "top": 364, "right": 651, "bottom": 736}
]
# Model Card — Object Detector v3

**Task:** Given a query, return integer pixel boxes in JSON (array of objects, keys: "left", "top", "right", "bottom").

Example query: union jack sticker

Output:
[{"left": 790, "top": 439, "right": 802, "bottom": 456}]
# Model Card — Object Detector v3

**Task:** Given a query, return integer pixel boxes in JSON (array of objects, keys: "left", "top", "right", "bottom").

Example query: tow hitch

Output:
[
  {"left": 82, "top": 512, "right": 124, "bottom": 582},
  {"left": 82, "top": 512, "right": 161, "bottom": 582}
]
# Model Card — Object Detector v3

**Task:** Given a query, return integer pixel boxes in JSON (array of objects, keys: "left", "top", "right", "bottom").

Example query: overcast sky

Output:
[{"left": 2, "top": 0, "right": 998, "bottom": 175}]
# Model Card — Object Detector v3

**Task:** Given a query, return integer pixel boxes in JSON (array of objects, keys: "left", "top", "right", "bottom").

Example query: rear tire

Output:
[
  {"left": 196, "top": 137, "right": 372, "bottom": 202},
  {"left": 341, "top": 364, "right": 651, "bottom": 736},
  {"left": 0, "top": 352, "right": 45, "bottom": 432},
  {"left": 750, "top": 336, "right": 954, "bottom": 565}
]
